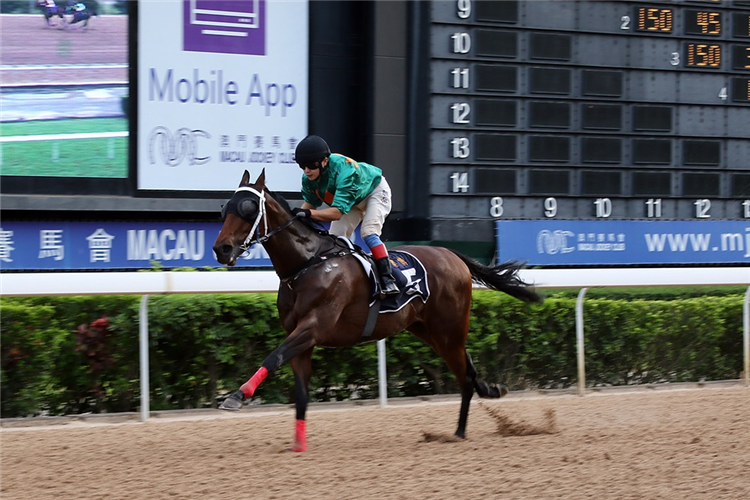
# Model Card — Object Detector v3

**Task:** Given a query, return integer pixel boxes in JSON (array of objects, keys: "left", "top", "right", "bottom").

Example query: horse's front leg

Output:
[
  {"left": 219, "top": 325, "right": 316, "bottom": 410},
  {"left": 289, "top": 347, "right": 313, "bottom": 452}
]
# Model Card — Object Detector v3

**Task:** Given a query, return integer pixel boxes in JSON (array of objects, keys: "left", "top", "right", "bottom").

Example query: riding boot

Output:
[{"left": 375, "top": 257, "right": 399, "bottom": 295}]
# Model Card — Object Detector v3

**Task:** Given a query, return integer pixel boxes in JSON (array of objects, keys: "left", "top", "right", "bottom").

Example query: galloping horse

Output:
[
  {"left": 213, "top": 169, "right": 542, "bottom": 452},
  {"left": 37, "top": 0, "right": 64, "bottom": 27},
  {"left": 62, "top": 2, "right": 97, "bottom": 29}
]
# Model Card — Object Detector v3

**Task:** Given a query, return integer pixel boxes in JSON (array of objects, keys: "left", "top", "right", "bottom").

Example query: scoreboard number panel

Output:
[{"left": 428, "top": 1, "right": 750, "bottom": 222}]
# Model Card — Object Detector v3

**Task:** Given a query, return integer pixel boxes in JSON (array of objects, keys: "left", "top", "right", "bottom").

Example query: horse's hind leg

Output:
[
  {"left": 428, "top": 340, "right": 473, "bottom": 439},
  {"left": 440, "top": 349, "right": 508, "bottom": 438},
  {"left": 468, "top": 352, "right": 509, "bottom": 399}
]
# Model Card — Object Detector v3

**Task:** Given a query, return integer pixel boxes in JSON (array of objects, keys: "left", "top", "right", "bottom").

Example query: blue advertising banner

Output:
[
  {"left": 0, "top": 221, "right": 268, "bottom": 270},
  {"left": 496, "top": 220, "right": 750, "bottom": 266},
  {"left": 0, "top": 220, "right": 367, "bottom": 271}
]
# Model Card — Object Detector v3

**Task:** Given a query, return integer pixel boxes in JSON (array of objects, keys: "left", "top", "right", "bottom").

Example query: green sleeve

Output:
[{"left": 300, "top": 176, "right": 322, "bottom": 207}]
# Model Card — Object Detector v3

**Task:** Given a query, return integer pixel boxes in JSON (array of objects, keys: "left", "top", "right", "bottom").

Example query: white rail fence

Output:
[{"left": 1, "top": 268, "right": 749, "bottom": 422}]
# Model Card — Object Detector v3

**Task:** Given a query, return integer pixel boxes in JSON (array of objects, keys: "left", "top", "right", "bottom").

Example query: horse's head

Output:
[{"left": 213, "top": 169, "right": 267, "bottom": 266}]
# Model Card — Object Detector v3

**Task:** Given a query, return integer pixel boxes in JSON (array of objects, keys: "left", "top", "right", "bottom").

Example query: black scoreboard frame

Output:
[{"left": 423, "top": 0, "right": 750, "bottom": 229}]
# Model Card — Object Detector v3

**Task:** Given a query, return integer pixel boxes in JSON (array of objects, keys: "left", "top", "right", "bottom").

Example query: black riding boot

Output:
[{"left": 375, "top": 257, "right": 399, "bottom": 295}]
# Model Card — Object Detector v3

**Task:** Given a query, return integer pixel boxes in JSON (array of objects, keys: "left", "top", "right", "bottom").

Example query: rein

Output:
[{"left": 232, "top": 185, "right": 358, "bottom": 282}]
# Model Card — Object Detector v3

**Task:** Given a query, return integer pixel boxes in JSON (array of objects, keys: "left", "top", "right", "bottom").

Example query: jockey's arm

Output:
[{"left": 306, "top": 205, "right": 343, "bottom": 222}]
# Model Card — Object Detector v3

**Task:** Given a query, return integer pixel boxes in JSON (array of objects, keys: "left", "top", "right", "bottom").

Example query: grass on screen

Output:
[{"left": 1, "top": 118, "right": 128, "bottom": 178}]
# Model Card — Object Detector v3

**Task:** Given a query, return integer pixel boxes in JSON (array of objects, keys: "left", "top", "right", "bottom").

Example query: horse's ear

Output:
[
  {"left": 256, "top": 168, "right": 266, "bottom": 189},
  {"left": 240, "top": 170, "right": 250, "bottom": 186}
]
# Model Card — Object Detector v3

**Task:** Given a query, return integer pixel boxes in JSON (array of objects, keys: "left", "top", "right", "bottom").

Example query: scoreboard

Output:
[{"left": 427, "top": 0, "right": 750, "bottom": 224}]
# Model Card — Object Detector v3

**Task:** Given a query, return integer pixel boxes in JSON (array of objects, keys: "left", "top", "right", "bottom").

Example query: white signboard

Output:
[{"left": 138, "top": 0, "right": 308, "bottom": 191}]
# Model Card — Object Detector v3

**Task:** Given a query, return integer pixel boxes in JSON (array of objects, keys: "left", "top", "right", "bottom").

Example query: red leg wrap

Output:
[
  {"left": 240, "top": 366, "right": 269, "bottom": 398},
  {"left": 291, "top": 419, "right": 307, "bottom": 452}
]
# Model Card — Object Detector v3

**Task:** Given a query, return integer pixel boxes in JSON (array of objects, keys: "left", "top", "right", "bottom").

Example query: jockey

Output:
[
  {"left": 293, "top": 135, "right": 399, "bottom": 296},
  {"left": 38, "top": 0, "right": 60, "bottom": 24}
]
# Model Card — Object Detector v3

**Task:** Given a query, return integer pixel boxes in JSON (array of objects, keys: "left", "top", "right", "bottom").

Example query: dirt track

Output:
[
  {"left": 0, "top": 14, "right": 127, "bottom": 86},
  {"left": 2, "top": 387, "right": 749, "bottom": 499}
]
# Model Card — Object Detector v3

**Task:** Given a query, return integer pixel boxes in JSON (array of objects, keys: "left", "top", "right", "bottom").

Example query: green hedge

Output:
[{"left": 1, "top": 291, "right": 744, "bottom": 418}]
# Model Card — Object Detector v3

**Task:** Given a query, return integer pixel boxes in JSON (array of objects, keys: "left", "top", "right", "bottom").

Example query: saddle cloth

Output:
[{"left": 339, "top": 238, "right": 430, "bottom": 313}]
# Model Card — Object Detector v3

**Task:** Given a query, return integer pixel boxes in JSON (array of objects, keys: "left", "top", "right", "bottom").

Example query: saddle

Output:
[{"left": 280, "top": 236, "right": 430, "bottom": 341}]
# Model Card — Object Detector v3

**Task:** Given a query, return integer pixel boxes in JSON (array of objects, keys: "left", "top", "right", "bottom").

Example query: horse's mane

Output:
[{"left": 267, "top": 190, "right": 333, "bottom": 238}]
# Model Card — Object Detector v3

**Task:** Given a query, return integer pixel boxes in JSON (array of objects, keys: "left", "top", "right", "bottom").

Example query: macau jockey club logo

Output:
[
  {"left": 148, "top": 126, "right": 211, "bottom": 167},
  {"left": 536, "top": 229, "right": 576, "bottom": 255}
]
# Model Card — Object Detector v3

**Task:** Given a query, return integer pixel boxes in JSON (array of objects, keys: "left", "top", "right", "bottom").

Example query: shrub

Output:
[{"left": 0, "top": 291, "right": 744, "bottom": 418}]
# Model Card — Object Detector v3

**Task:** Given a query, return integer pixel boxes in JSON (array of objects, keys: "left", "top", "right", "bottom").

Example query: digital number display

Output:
[
  {"left": 474, "top": 99, "right": 516, "bottom": 127},
  {"left": 684, "top": 42, "right": 722, "bottom": 68},
  {"left": 683, "top": 140, "right": 721, "bottom": 166},
  {"left": 732, "top": 13, "right": 750, "bottom": 38},
  {"left": 529, "top": 170, "right": 569, "bottom": 195},
  {"left": 529, "top": 33, "right": 571, "bottom": 61},
  {"left": 581, "top": 104, "right": 622, "bottom": 130},
  {"left": 684, "top": 10, "right": 722, "bottom": 35},
  {"left": 475, "top": 30, "right": 517, "bottom": 58},
  {"left": 633, "top": 139, "right": 672, "bottom": 164},
  {"left": 732, "top": 45, "right": 750, "bottom": 70},
  {"left": 732, "top": 77, "right": 750, "bottom": 102},
  {"left": 581, "top": 137, "right": 622, "bottom": 163},
  {"left": 475, "top": 134, "right": 516, "bottom": 161},
  {"left": 529, "top": 136, "right": 570, "bottom": 162},
  {"left": 582, "top": 70, "right": 623, "bottom": 97},
  {"left": 581, "top": 171, "right": 622, "bottom": 196},
  {"left": 428, "top": 0, "right": 750, "bottom": 222},
  {"left": 529, "top": 102, "right": 570, "bottom": 128},
  {"left": 529, "top": 67, "right": 571, "bottom": 94},
  {"left": 474, "top": 169, "right": 516, "bottom": 195},
  {"left": 474, "top": 0, "right": 518, "bottom": 24},
  {"left": 474, "top": 65, "right": 517, "bottom": 92},
  {"left": 633, "top": 172, "right": 671, "bottom": 196},
  {"left": 635, "top": 7, "right": 673, "bottom": 32}
]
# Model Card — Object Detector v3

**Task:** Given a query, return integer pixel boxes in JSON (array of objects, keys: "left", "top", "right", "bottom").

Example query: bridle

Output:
[
  {"left": 228, "top": 186, "right": 298, "bottom": 254},
  {"left": 224, "top": 184, "right": 366, "bottom": 283}
]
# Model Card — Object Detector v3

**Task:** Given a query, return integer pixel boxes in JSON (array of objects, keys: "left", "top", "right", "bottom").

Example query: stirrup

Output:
[{"left": 381, "top": 278, "right": 399, "bottom": 295}]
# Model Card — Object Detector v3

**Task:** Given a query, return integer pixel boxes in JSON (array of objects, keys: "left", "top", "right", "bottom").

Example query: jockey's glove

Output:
[{"left": 292, "top": 208, "right": 312, "bottom": 219}]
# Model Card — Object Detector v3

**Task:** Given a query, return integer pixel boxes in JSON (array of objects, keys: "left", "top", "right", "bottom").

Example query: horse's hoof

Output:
[
  {"left": 218, "top": 390, "right": 245, "bottom": 411},
  {"left": 488, "top": 384, "right": 509, "bottom": 398}
]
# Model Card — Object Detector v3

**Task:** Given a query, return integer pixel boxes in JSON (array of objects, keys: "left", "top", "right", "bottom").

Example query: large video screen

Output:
[{"left": 0, "top": 0, "right": 129, "bottom": 186}]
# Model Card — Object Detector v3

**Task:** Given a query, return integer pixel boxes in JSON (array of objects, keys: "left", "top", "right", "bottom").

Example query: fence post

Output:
[
  {"left": 139, "top": 295, "right": 150, "bottom": 422},
  {"left": 378, "top": 338, "right": 387, "bottom": 407},
  {"left": 576, "top": 288, "right": 588, "bottom": 396}
]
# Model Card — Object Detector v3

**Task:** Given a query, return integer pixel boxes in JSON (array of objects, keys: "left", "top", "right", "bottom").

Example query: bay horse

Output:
[{"left": 213, "top": 169, "right": 542, "bottom": 452}]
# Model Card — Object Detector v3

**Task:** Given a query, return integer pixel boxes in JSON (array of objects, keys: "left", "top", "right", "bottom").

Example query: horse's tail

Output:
[{"left": 450, "top": 250, "right": 543, "bottom": 304}]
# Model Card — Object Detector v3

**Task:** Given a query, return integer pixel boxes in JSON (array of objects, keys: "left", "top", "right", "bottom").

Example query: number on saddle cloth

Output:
[
  {"left": 379, "top": 251, "right": 430, "bottom": 313},
  {"left": 348, "top": 248, "right": 431, "bottom": 312}
]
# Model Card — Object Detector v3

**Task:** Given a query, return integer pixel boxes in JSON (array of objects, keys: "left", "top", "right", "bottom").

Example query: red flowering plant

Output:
[{"left": 75, "top": 317, "right": 114, "bottom": 408}]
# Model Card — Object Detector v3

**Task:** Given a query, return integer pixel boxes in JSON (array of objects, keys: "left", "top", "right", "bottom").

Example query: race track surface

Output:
[
  {"left": 2, "top": 387, "right": 748, "bottom": 499},
  {"left": 0, "top": 14, "right": 127, "bottom": 86}
]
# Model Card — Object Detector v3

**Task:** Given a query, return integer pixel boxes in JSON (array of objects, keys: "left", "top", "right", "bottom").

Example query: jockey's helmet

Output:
[{"left": 295, "top": 135, "right": 330, "bottom": 167}]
